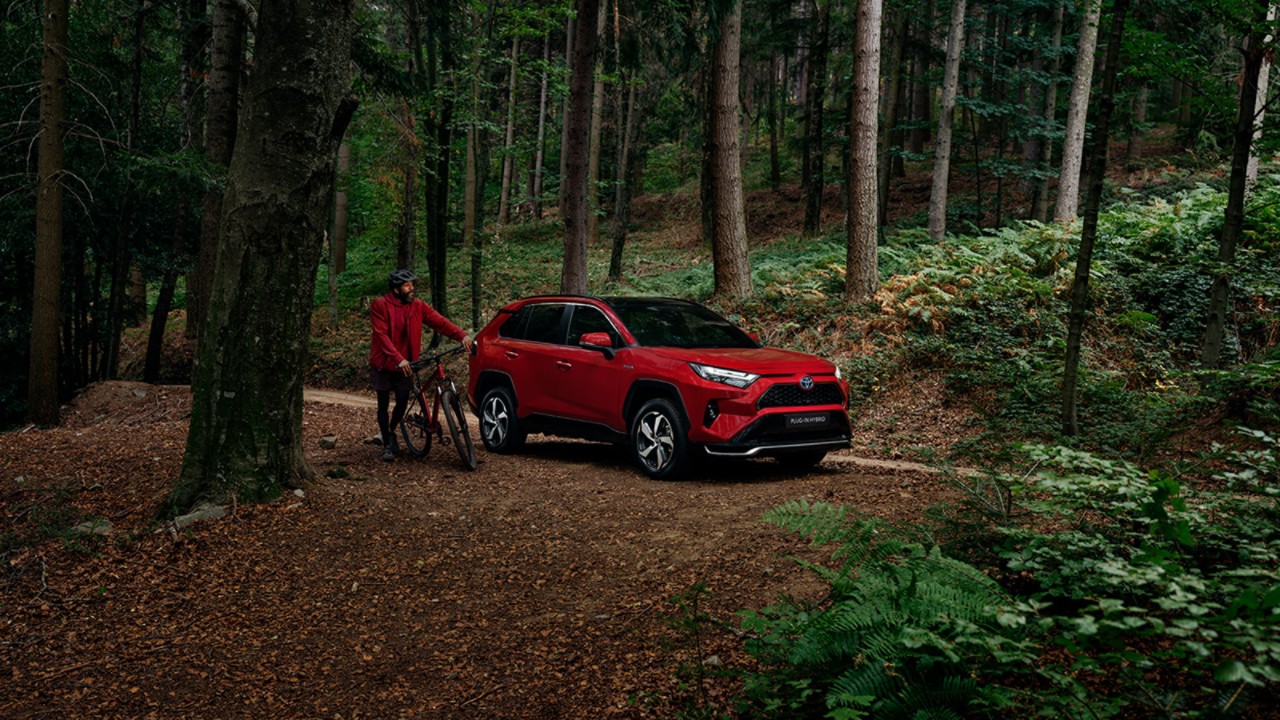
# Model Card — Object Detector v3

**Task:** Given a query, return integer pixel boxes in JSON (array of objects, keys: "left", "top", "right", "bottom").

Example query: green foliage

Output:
[
  {"left": 736, "top": 500, "right": 1031, "bottom": 719},
  {"left": 996, "top": 444, "right": 1280, "bottom": 714}
]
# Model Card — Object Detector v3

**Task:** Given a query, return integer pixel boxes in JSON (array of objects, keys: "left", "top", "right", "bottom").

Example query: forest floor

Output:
[
  {"left": 1, "top": 126, "right": 1255, "bottom": 717},
  {"left": 1, "top": 380, "right": 969, "bottom": 719}
]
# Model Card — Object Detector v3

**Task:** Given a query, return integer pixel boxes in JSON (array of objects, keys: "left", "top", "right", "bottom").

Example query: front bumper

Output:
[{"left": 701, "top": 410, "right": 852, "bottom": 457}]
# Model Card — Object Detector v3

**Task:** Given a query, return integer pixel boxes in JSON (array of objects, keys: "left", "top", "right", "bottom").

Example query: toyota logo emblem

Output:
[{"left": 799, "top": 376, "right": 814, "bottom": 390}]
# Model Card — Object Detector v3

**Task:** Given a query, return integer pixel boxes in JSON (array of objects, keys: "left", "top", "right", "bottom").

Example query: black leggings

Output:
[{"left": 377, "top": 388, "right": 412, "bottom": 443}]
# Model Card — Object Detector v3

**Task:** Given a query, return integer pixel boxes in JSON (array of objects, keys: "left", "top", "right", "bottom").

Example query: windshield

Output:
[{"left": 604, "top": 298, "right": 758, "bottom": 349}]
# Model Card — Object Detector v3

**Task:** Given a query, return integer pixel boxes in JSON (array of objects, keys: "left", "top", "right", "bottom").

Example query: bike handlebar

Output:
[{"left": 408, "top": 345, "right": 466, "bottom": 371}]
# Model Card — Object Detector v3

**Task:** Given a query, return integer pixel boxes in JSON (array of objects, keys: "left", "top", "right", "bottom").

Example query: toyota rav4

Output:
[{"left": 467, "top": 296, "right": 852, "bottom": 479}]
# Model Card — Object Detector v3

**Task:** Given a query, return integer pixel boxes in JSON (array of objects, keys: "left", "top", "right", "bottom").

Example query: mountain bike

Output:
[{"left": 398, "top": 346, "right": 477, "bottom": 470}]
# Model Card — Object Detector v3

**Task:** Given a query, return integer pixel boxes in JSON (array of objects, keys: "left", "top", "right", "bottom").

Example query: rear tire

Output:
[
  {"left": 441, "top": 388, "right": 477, "bottom": 470},
  {"left": 479, "top": 386, "right": 526, "bottom": 453},
  {"left": 630, "top": 398, "right": 691, "bottom": 480},
  {"left": 399, "top": 392, "right": 432, "bottom": 457}
]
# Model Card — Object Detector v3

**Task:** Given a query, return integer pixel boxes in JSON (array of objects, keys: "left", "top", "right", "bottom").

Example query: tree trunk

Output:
[
  {"left": 1126, "top": 84, "right": 1148, "bottom": 165},
  {"left": 191, "top": 0, "right": 245, "bottom": 342},
  {"left": 702, "top": 0, "right": 752, "bottom": 299},
  {"left": 532, "top": 33, "right": 551, "bottom": 218},
  {"left": 1054, "top": 0, "right": 1102, "bottom": 223},
  {"left": 927, "top": 0, "right": 966, "bottom": 242},
  {"left": 563, "top": 15, "right": 578, "bottom": 212},
  {"left": 1062, "top": 0, "right": 1128, "bottom": 436},
  {"left": 330, "top": 142, "right": 350, "bottom": 274},
  {"left": 423, "top": 4, "right": 456, "bottom": 324},
  {"left": 587, "top": 3, "right": 608, "bottom": 245},
  {"left": 172, "top": 0, "right": 355, "bottom": 512},
  {"left": 125, "top": 0, "right": 148, "bottom": 324},
  {"left": 802, "top": 2, "right": 830, "bottom": 236},
  {"left": 27, "top": 0, "right": 70, "bottom": 426},
  {"left": 1245, "top": 3, "right": 1275, "bottom": 189},
  {"left": 909, "top": 1, "right": 934, "bottom": 154},
  {"left": 146, "top": 0, "right": 207, "bottom": 383},
  {"left": 561, "top": 0, "right": 599, "bottom": 294},
  {"left": 609, "top": 79, "right": 641, "bottom": 282},
  {"left": 1201, "top": 5, "right": 1272, "bottom": 368},
  {"left": 768, "top": 50, "right": 781, "bottom": 190},
  {"left": 847, "top": 0, "right": 883, "bottom": 300},
  {"left": 398, "top": 162, "right": 416, "bottom": 270},
  {"left": 498, "top": 35, "right": 520, "bottom": 224},
  {"left": 878, "top": 7, "right": 907, "bottom": 226},
  {"left": 1032, "top": 0, "right": 1065, "bottom": 222}
]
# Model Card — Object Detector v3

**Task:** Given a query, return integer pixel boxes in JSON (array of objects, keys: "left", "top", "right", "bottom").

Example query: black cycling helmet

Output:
[{"left": 387, "top": 268, "right": 419, "bottom": 290}]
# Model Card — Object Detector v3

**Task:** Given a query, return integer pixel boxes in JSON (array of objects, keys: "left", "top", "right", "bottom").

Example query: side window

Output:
[
  {"left": 567, "top": 306, "right": 620, "bottom": 347},
  {"left": 522, "top": 303, "right": 567, "bottom": 344},
  {"left": 497, "top": 308, "right": 529, "bottom": 339}
]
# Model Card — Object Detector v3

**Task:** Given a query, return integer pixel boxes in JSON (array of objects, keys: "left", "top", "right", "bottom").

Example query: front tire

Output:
[
  {"left": 479, "top": 386, "right": 526, "bottom": 453},
  {"left": 630, "top": 398, "right": 691, "bottom": 480},
  {"left": 441, "top": 388, "right": 477, "bottom": 470}
]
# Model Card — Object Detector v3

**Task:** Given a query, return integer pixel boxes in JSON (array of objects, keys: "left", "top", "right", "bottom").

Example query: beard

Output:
[{"left": 393, "top": 288, "right": 414, "bottom": 304}]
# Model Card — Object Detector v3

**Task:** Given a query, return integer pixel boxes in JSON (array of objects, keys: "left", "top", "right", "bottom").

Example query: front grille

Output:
[{"left": 757, "top": 382, "right": 843, "bottom": 409}]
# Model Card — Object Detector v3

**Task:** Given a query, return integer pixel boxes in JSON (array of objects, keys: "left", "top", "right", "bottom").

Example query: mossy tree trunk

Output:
[{"left": 170, "top": 0, "right": 356, "bottom": 514}]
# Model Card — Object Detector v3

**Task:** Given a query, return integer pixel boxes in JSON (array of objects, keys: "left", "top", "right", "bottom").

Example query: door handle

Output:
[
  {"left": 504, "top": 351, "right": 519, "bottom": 359},
  {"left": 556, "top": 360, "right": 572, "bottom": 370}
]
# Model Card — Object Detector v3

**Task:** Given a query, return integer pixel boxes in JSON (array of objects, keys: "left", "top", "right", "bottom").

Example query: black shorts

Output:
[{"left": 369, "top": 367, "right": 414, "bottom": 393}]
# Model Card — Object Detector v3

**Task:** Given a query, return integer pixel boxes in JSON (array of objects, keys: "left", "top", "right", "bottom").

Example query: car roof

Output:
[{"left": 505, "top": 295, "right": 701, "bottom": 311}]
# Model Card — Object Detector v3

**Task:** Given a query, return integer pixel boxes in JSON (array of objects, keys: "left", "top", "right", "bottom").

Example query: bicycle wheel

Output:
[
  {"left": 441, "top": 388, "right": 477, "bottom": 470},
  {"left": 399, "top": 391, "right": 432, "bottom": 457}
]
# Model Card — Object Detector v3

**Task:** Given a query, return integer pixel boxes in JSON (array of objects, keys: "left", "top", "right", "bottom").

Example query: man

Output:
[{"left": 369, "top": 268, "right": 473, "bottom": 461}]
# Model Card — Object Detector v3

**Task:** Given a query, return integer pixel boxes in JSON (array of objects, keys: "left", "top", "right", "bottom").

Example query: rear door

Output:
[{"left": 497, "top": 302, "right": 568, "bottom": 417}]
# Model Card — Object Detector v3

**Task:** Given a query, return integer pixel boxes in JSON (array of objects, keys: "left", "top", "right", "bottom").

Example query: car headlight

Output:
[
  {"left": 834, "top": 365, "right": 842, "bottom": 381},
  {"left": 689, "top": 362, "right": 760, "bottom": 389}
]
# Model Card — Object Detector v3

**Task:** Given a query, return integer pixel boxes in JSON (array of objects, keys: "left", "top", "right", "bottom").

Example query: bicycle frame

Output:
[{"left": 398, "top": 346, "right": 476, "bottom": 470}]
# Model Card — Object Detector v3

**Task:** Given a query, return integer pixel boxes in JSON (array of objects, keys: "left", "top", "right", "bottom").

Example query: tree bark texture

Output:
[
  {"left": 1062, "top": 0, "right": 1127, "bottom": 436},
  {"left": 609, "top": 79, "right": 641, "bottom": 282},
  {"left": 559, "top": 15, "right": 575, "bottom": 214},
  {"left": 908, "top": 1, "right": 934, "bottom": 155},
  {"left": 1054, "top": 0, "right": 1101, "bottom": 223},
  {"left": 561, "top": 0, "right": 599, "bottom": 294},
  {"left": 1201, "top": 3, "right": 1272, "bottom": 368},
  {"left": 587, "top": 3, "right": 608, "bottom": 245},
  {"left": 878, "top": 8, "right": 907, "bottom": 226},
  {"left": 172, "top": 0, "right": 356, "bottom": 512},
  {"left": 802, "top": 3, "right": 830, "bottom": 236},
  {"left": 191, "top": 0, "right": 245, "bottom": 342},
  {"left": 28, "top": 0, "right": 70, "bottom": 426},
  {"left": 1032, "top": 1, "right": 1065, "bottom": 222},
  {"left": 498, "top": 36, "right": 520, "bottom": 224},
  {"left": 1245, "top": 3, "right": 1275, "bottom": 188},
  {"left": 702, "top": 0, "right": 752, "bottom": 299},
  {"left": 533, "top": 33, "right": 551, "bottom": 218},
  {"left": 847, "top": 0, "right": 883, "bottom": 300},
  {"left": 927, "top": 0, "right": 966, "bottom": 242}
]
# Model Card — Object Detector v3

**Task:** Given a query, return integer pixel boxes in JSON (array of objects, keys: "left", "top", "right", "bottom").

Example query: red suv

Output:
[{"left": 466, "top": 296, "right": 851, "bottom": 478}]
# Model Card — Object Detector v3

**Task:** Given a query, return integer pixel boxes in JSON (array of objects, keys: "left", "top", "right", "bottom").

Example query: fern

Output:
[{"left": 739, "top": 501, "right": 1031, "bottom": 719}]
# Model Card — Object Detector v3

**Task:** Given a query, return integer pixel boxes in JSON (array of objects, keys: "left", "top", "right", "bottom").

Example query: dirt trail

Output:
[{"left": 1, "top": 382, "right": 957, "bottom": 718}]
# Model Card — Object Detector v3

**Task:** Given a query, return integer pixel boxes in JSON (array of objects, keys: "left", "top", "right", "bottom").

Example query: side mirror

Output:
[{"left": 579, "top": 332, "right": 615, "bottom": 359}]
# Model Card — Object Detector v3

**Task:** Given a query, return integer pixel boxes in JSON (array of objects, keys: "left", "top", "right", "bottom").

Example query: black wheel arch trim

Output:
[
  {"left": 623, "top": 379, "right": 690, "bottom": 431},
  {"left": 474, "top": 370, "right": 518, "bottom": 413}
]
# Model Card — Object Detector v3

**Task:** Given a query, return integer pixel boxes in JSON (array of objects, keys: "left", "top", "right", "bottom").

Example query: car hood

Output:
[{"left": 643, "top": 346, "right": 836, "bottom": 376}]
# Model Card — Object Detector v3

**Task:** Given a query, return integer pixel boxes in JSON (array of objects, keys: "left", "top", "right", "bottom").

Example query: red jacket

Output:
[{"left": 368, "top": 293, "right": 466, "bottom": 372}]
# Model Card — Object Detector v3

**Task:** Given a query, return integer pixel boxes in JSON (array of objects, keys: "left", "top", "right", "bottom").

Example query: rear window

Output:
[{"left": 522, "top": 303, "right": 567, "bottom": 344}]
